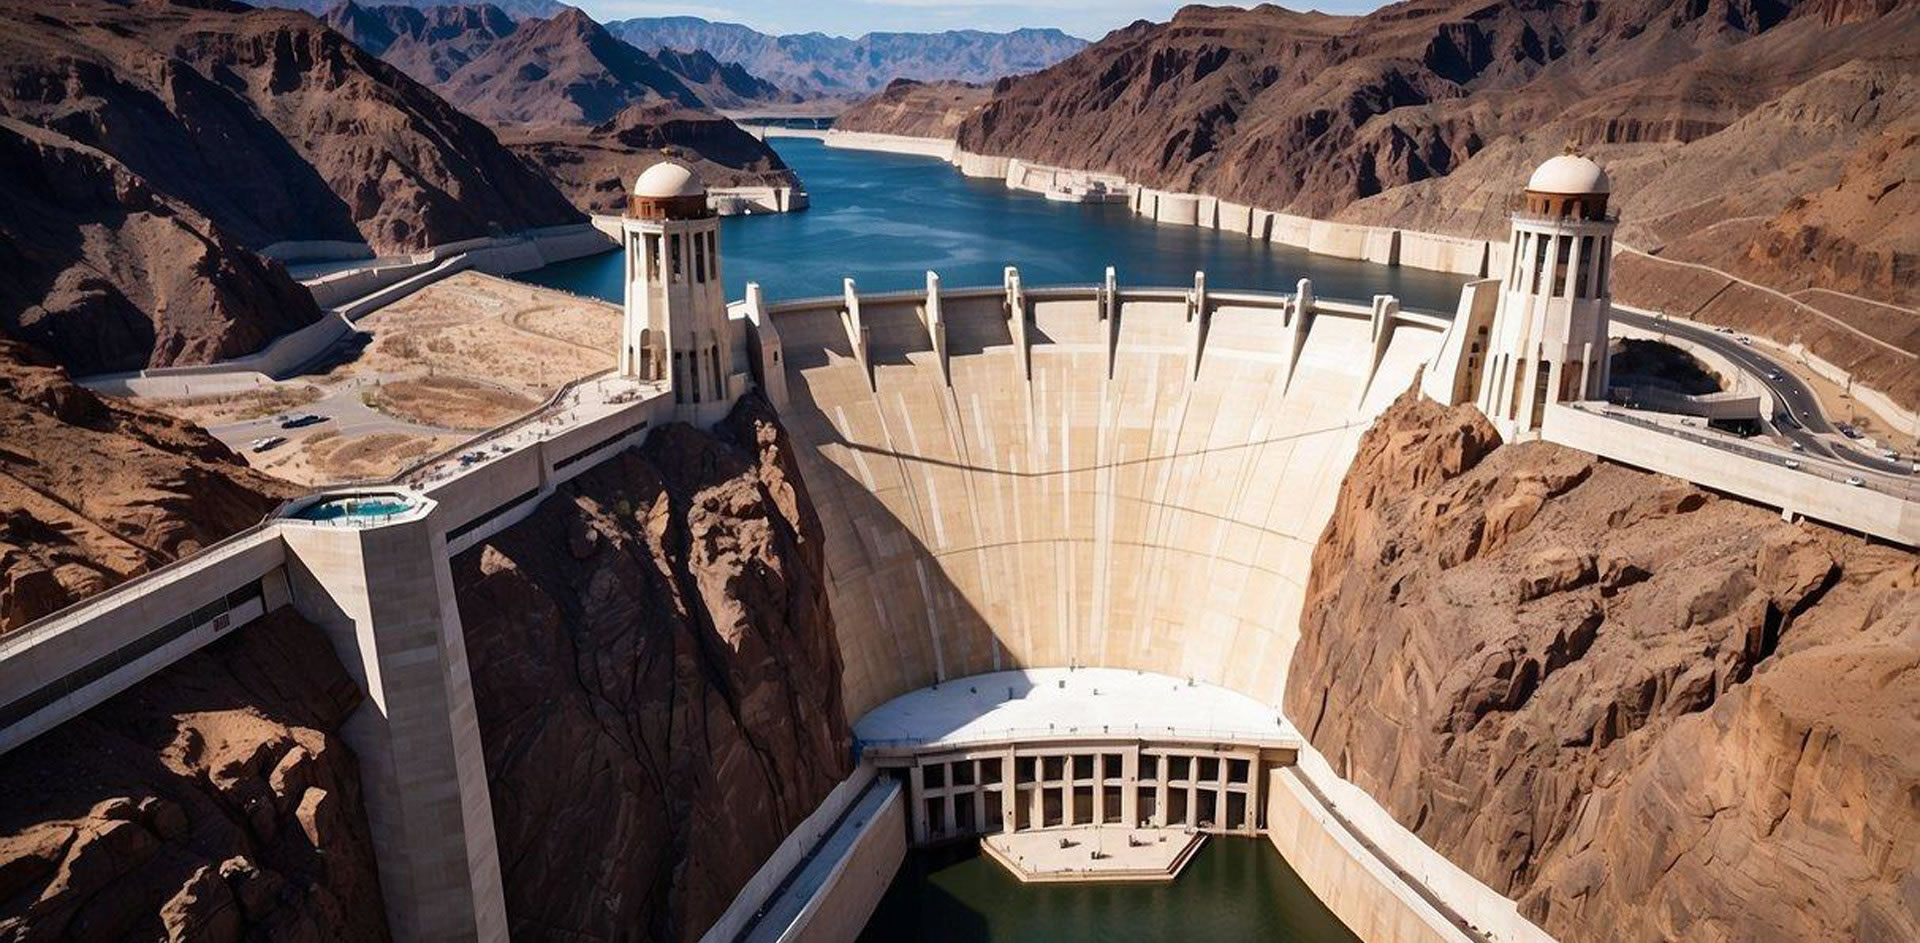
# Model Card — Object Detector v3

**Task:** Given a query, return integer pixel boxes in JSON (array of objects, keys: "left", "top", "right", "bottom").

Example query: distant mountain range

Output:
[
  {"left": 603, "top": 17, "right": 1086, "bottom": 98},
  {"left": 261, "top": 2, "right": 1089, "bottom": 98}
]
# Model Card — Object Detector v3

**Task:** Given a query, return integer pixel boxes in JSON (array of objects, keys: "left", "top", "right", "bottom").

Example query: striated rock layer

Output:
[
  {"left": 0, "top": 607, "right": 389, "bottom": 940},
  {"left": 505, "top": 103, "right": 797, "bottom": 214},
  {"left": 451, "top": 393, "right": 852, "bottom": 942},
  {"left": 0, "top": 341, "right": 295, "bottom": 633},
  {"left": 0, "top": 0, "right": 580, "bottom": 372},
  {"left": 1285, "top": 391, "right": 1920, "bottom": 942},
  {"left": 832, "top": 79, "right": 992, "bottom": 139}
]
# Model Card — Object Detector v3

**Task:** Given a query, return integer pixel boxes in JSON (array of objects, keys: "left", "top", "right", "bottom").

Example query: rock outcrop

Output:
[
  {"left": 0, "top": 607, "right": 389, "bottom": 940},
  {"left": 832, "top": 79, "right": 992, "bottom": 139},
  {"left": 0, "top": 0, "right": 581, "bottom": 372},
  {"left": 451, "top": 393, "right": 852, "bottom": 942},
  {"left": 0, "top": 341, "right": 296, "bottom": 633},
  {"left": 428, "top": 6, "right": 705, "bottom": 125},
  {"left": 1285, "top": 391, "right": 1920, "bottom": 942},
  {"left": 505, "top": 103, "right": 797, "bottom": 214}
]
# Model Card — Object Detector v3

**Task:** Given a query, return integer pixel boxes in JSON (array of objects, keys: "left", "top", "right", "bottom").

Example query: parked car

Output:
[
  {"left": 1839, "top": 424, "right": 1862, "bottom": 439},
  {"left": 1846, "top": 476, "right": 1865, "bottom": 487},
  {"left": 250, "top": 436, "right": 286, "bottom": 453},
  {"left": 1790, "top": 441, "right": 1805, "bottom": 452},
  {"left": 1738, "top": 336, "right": 1752, "bottom": 345},
  {"left": 1783, "top": 459, "right": 1801, "bottom": 469},
  {"left": 280, "top": 413, "right": 328, "bottom": 429},
  {"left": 1880, "top": 448, "right": 1900, "bottom": 460}
]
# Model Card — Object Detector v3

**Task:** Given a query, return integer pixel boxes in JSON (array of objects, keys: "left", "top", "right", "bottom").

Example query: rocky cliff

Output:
[
  {"left": 451, "top": 393, "right": 852, "bottom": 942},
  {"left": 832, "top": 79, "right": 992, "bottom": 139},
  {"left": 505, "top": 104, "right": 797, "bottom": 213},
  {"left": 0, "top": 0, "right": 581, "bottom": 373},
  {"left": 0, "top": 607, "right": 389, "bottom": 940},
  {"left": 0, "top": 341, "right": 296, "bottom": 633},
  {"left": 1285, "top": 391, "right": 1920, "bottom": 941}
]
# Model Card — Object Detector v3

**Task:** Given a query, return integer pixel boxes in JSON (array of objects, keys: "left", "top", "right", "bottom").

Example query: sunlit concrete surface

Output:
[
  {"left": 854, "top": 668, "right": 1297, "bottom": 750},
  {"left": 982, "top": 825, "right": 1204, "bottom": 882}
]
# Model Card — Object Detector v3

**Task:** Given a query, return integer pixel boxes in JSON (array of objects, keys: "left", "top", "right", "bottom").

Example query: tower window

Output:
[
  {"left": 694, "top": 231, "right": 707, "bottom": 283},
  {"left": 1533, "top": 360, "right": 1553, "bottom": 427},
  {"left": 645, "top": 234, "right": 661, "bottom": 281},
  {"left": 1552, "top": 236, "right": 1571, "bottom": 298},
  {"left": 1578, "top": 237, "right": 1595, "bottom": 298},
  {"left": 670, "top": 234, "right": 682, "bottom": 279},
  {"left": 1531, "top": 235, "right": 1550, "bottom": 294},
  {"left": 711, "top": 345, "right": 723, "bottom": 401}
]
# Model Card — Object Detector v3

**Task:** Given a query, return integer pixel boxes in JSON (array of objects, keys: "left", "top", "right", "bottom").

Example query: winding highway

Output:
[{"left": 1611, "top": 309, "right": 1914, "bottom": 480}]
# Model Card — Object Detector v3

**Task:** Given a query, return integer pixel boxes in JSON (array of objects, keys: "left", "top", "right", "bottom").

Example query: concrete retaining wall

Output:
[
  {"left": 1265, "top": 768, "right": 1473, "bottom": 943},
  {"left": 1399, "top": 231, "right": 1490, "bottom": 277},
  {"left": 783, "top": 782, "right": 906, "bottom": 943},
  {"left": 822, "top": 130, "right": 958, "bottom": 160}
]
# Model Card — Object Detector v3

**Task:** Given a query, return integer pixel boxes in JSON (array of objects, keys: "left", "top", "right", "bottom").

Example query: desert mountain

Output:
[
  {"left": 840, "top": 0, "right": 1919, "bottom": 408},
  {"left": 0, "top": 0, "right": 579, "bottom": 374},
  {"left": 832, "top": 79, "right": 994, "bottom": 138},
  {"left": 259, "top": 0, "right": 565, "bottom": 18},
  {"left": 321, "top": 2, "right": 798, "bottom": 210},
  {"left": 426, "top": 6, "right": 706, "bottom": 125},
  {"left": 605, "top": 16, "right": 1088, "bottom": 98},
  {"left": 326, "top": 1, "right": 799, "bottom": 111},
  {"left": 505, "top": 104, "right": 798, "bottom": 214}
]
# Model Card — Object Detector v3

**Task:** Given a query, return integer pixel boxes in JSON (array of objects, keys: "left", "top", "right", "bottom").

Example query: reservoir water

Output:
[
  {"left": 516, "top": 137, "right": 1468, "bottom": 311},
  {"left": 859, "top": 839, "right": 1359, "bottom": 942}
]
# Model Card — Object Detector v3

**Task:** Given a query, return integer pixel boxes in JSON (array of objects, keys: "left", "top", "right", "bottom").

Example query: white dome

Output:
[
  {"left": 1527, "top": 154, "right": 1609, "bottom": 195},
  {"left": 633, "top": 160, "right": 704, "bottom": 198}
]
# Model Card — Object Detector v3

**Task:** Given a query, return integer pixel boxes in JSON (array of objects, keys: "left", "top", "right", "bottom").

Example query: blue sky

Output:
[{"left": 577, "top": 1, "right": 1384, "bottom": 41}]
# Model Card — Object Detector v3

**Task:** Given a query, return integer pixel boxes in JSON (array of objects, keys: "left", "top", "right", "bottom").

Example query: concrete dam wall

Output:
[{"left": 765, "top": 286, "right": 1447, "bottom": 719}]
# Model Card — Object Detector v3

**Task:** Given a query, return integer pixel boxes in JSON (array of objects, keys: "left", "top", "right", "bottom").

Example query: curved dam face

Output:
[{"left": 765, "top": 284, "right": 1448, "bottom": 720}]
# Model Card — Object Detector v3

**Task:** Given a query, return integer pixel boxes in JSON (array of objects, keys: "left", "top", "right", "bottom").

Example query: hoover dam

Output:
[{"left": 3, "top": 147, "right": 1914, "bottom": 943}]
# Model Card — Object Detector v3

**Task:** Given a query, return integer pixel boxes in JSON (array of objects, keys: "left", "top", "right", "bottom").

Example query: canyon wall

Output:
[
  {"left": 0, "top": 607, "right": 389, "bottom": 940},
  {"left": 1285, "top": 391, "right": 1920, "bottom": 942},
  {"left": 0, "top": 0, "right": 581, "bottom": 373},
  {"left": 450, "top": 393, "right": 852, "bottom": 942},
  {"left": 0, "top": 340, "right": 295, "bottom": 633}
]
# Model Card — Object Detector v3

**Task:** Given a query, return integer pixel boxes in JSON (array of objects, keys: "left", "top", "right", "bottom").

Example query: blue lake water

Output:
[{"left": 515, "top": 138, "right": 1468, "bottom": 311}]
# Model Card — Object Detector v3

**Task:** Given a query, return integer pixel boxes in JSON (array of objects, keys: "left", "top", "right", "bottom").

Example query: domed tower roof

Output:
[
  {"left": 633, "top": 160, "right": 705, "bottom": 198},
  {"left": 628, "top": 159, "right": 711, "bottom": 220},
  {"left": 1519, "top": 151, "right": 1611, "bottom": 222},
  {"left": 1526, "top": 154, "right": 1610, "bottom": 196}
]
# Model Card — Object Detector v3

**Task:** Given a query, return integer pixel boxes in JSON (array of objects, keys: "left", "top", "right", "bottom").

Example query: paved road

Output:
[
  {"left": 208, "top": 377, "right": 467, "bottom": 457},
  {"left": 1612, "top": 309, "right": 1913, "bottom": 479}
]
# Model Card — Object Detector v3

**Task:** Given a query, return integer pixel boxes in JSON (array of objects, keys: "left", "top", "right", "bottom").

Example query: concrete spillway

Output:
[{"left": 762, "top": 283, "right": 1448, "bottom": 719}]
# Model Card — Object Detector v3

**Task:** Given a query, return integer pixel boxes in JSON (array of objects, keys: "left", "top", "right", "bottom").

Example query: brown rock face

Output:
[
  {"left": 451, "top": 393, "right": 852, "bottom": 942},
  {"left": 0, "top": 119, "right": 324, "bottom": 375},
  {"left": 1284, "top": 391, "right": 1920, "bottom": 942},
  {"left": 0, "top": 607, "right": 389, "bottom": 941},
  {"left": 0, "top": 341, "right": 296, "bottom": 633},
  {"left": 505, "top": 103, "right": 797, "bottom": 214},
  {"left": 0, "top": 0, "right": 581, "bottom": 372},
  {"left": 833, "top": 79, "right": 993, "bottom": 139}
]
